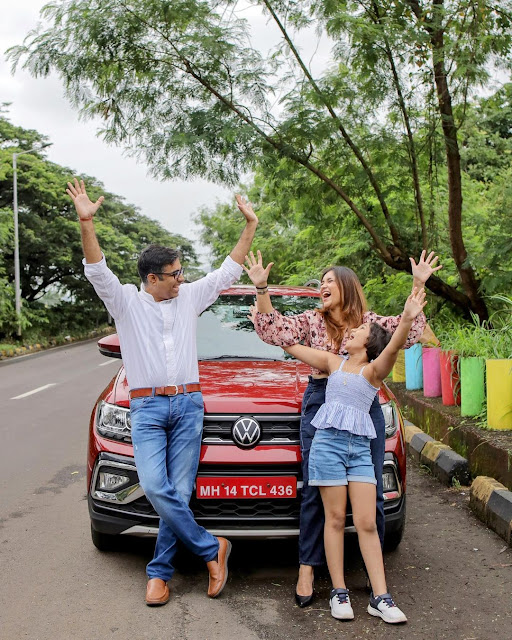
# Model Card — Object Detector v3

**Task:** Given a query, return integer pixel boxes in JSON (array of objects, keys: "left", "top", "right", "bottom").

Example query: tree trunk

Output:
[{"left": 430, "top": 3, "right": 488, "bottom": 321}]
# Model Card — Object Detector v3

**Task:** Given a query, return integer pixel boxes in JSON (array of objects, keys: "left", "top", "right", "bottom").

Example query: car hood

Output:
[
  {"left": 198, "top": 360, "right": 309, "bottom": 413},
  {"left": 109, "top": 359, "right": 309, "bottom": 414}
]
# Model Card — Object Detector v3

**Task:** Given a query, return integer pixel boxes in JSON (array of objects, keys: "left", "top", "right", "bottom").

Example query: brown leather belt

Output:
[{"left": 129, "top": 383, "right": 201, "bottom": 399}]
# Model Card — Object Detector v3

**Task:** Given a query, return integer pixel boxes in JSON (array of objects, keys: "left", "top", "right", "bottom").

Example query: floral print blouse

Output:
[{"left": 254, "top": 308, "right": 426, "bottom": 375}]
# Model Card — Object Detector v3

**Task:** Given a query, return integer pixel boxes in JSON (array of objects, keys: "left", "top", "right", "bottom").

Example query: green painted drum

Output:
[
  {"left": 486, "top": 359, "right": 512, "bottom": 430},
  {"left": 460, "top": 357, "right": 485, "bottom": 417}
]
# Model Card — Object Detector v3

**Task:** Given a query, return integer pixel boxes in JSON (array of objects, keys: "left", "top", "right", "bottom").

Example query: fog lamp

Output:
[
  {"left": 382, "top": 469, "right": 398, "bottom": 493},
  {"left": 98, "top": 471, "right": 130, "bottom": 491}
]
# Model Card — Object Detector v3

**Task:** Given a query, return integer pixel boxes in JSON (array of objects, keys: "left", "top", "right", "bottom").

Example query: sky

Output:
[{"left": 0, "top": 1, "right": 332, "bottom": 261}]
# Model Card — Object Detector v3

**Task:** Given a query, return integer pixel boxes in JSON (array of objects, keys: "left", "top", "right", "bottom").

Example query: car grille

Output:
[
  {"left": 202, "top": 414, "right": 301, "bottom": 445},
  {"left": 189, "top": 496, "right": 299, "bottom": 521}
]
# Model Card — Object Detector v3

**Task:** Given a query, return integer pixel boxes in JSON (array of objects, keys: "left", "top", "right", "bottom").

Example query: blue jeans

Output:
[
  {"left": 130, "top": 392, "right": 219, "bottom": 581},
  {"left": 298, "top": 378, "right": 385, "bottom": 566}
]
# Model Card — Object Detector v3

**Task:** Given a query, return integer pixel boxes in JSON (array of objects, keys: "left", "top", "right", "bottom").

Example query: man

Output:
[{"left": 67, "top": 178, "right": 258, "bottom": 605}]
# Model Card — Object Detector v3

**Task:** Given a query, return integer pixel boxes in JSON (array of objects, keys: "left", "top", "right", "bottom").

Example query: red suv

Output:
[{"left": 87, "top": 285, "right": 406, "bottom": 551}]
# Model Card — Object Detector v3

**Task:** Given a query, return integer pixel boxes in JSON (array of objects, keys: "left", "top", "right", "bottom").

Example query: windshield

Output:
[{"left": 197, "top": 294, "right": 320, "bottom": 360}]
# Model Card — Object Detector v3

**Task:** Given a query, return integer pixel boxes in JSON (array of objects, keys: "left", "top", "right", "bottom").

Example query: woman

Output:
[{"left": 244, "top": 250, "right": 441, "bottom": 607}]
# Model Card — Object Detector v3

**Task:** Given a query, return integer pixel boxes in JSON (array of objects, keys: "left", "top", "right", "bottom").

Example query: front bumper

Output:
[{"left": 89, "top": 451, "right": 405, "bottom": 539}]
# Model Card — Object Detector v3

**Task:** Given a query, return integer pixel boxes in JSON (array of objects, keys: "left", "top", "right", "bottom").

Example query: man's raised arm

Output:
[
  {"left": 66, "top": 178, "right": 104, "bottom": 264},
  {"left": 66, "top": 178, "right": 127, "bottom": 320},
  {"left": 229, "top": 195, "right": 259, "bottom": 264}
]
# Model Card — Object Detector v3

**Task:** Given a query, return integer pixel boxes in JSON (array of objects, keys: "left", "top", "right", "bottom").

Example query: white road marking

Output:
[
  {"left": 98, "top": 360, "right": 119, "bottom": 366},
  {"left": 11, "top": 383, "right": 57, "bottom": 400}
]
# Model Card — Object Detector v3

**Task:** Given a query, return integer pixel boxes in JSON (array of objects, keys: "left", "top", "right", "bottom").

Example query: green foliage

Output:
[
  {"left": 8, "top": 1, "right": 512, "bottom": 319},
  {"left": 0, "top": 114, "right": 199, "bottom": 339},
  {"left": 438, "top": 299, "right": 512, "bottom": 360}
]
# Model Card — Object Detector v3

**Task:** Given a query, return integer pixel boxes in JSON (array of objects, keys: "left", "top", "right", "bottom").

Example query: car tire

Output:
[
  {"left": 90, "top": 525, "right": 118, "bottom": 552},
  {"left": 383, "top": 497, "right": 406, "bottom": 552}
]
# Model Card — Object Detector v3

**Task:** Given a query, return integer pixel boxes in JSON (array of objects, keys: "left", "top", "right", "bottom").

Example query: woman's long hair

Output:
[{"left": 318, "top": 266, "right": 368, "bottom": 350}]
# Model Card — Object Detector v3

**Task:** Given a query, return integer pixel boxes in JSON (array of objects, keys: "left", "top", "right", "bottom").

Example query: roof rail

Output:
[{"left": 304, "top": 279, "right": 321, "bottom": 289}]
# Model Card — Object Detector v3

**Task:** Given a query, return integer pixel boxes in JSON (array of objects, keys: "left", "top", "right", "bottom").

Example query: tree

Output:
[
  {"left": 199, "top": 82, "right": 512, "bottom": 323},
  {"left": 0, "top": 114, "right": 198, "bottom": 338},
  {"left": 10, "top": 0, "right": 512, "bottom": 319}
]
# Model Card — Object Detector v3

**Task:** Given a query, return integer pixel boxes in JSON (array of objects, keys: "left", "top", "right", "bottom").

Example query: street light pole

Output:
[
  {"left": 12, "top": 143, "right": 52, "bottom": 337},
  {"left": 12, "top": 153, "right": 21, "bottom": 336}
]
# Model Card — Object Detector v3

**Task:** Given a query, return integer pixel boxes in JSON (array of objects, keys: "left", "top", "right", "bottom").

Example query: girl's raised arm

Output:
[
  {"left": 284, "top": 344, "right": 340, "bottom": 375},
  {"left": 369, "top": 289, "right": 427, "bottom": 385}
]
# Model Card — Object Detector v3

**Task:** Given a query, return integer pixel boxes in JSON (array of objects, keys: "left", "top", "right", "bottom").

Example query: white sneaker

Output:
[
  {"left": 367, "top": 592, "right": 407, "bottom": 624},
  {"left": 329, "top": 588, "right": 354, "bottom": 620}
]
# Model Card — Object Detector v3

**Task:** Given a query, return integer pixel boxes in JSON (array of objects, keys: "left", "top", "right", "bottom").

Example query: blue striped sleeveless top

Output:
[{"left": 310, "top": 355, "right": 379, "bottom": 439}]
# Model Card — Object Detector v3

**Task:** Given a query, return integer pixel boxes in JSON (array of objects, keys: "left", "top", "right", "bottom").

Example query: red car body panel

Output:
[
  {"left": 88, "top": 340, "right": 406, "bottom": 488},
  {"left": 88, "top": 284, "right": 407, "bottom": 545}
]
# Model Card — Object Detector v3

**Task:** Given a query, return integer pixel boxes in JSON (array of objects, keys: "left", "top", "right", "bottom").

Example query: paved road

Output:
[{"left": 0, "top": 343, "right": 511, "bottom": 640}]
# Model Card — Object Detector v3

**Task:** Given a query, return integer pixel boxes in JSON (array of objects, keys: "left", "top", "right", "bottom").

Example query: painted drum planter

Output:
[
  {"left": 405, "top": 343, "right": 423, "bottom": 391},
  {"left": 422, "top": 346, "right": 442, "bottom": 398},
  {"left": 460, "top": 357, "right": 485, "bottom": 417},
  {"left": 440, "top": 350, "right": 461, "bottom": 406},
  {"left": 486, "top": 359, "right": 512, "bottom": 430},
  {"left": 392, "top": 349, "right": 406, "bottom": 383}
]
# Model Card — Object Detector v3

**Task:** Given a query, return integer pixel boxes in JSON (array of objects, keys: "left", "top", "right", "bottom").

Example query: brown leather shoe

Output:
[
  {"left": 145, "top": 578, "right": 170, "bottom": 606},
  {"left": 207, "top": 537, "right": 232, "bottom": 598}
]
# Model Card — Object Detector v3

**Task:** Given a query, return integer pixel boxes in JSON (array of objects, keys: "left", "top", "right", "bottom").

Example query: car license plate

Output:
[{"left": 196, "top": 476, "right": 296, "bottom": 499}]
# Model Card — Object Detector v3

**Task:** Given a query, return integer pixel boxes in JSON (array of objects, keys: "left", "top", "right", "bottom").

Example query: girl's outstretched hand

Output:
[
  {"left": 242, "top": 250, "right": 274, "bottom": 288},
  {"left": 403, "top": 287, "right": 427, "bottom": 321},
  {"left": 235, "top": 194, "right": 258, "bottom": 225},
  {"left": 410, "top": 250, "right": 442, "bottom": 284}
]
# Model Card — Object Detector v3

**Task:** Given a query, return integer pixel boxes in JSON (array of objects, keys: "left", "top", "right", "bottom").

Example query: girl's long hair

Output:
[{"left": 318, "top": 266, "right": 368, "bottom": 350}]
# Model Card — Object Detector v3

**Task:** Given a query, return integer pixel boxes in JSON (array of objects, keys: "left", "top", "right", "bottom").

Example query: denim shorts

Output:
[{"left": 308, "top": 428, "right": 376, "bottom": 486}]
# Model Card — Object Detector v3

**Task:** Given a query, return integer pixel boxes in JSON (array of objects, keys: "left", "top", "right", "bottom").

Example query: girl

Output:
[
  {"left": 281, "top": 288, "right": 427, "bottom": 624},
  {"left": 245, "top": 250, "right": 440, "bottom": 606}
]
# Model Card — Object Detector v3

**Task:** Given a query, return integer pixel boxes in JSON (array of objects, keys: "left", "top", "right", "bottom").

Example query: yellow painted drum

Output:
[
  {"left": 392, "top": 350, "right": 406, "bottom": 382},
  {"left": 486, "top": 359, "right": 512, "bottom": 430}
]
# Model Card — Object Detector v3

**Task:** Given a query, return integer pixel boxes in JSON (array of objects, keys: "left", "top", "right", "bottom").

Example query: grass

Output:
[{"left": 0, "top": 325, "right": 113, "bottom": 356}]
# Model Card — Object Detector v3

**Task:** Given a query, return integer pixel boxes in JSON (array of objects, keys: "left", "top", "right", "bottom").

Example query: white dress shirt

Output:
[{"left": 84, "top": 255, "right": 243, "bottom": 390}]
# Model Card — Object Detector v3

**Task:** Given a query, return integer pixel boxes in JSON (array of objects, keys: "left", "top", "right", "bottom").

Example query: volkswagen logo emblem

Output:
[{"left": 232, "top": 417, "right": 261, "bottom": 449}]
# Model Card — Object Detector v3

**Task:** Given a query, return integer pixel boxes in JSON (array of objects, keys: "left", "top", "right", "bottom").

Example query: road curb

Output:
[
  {"left": 405, "top": 424, "right": 469, "bottom": 484},
  {"left": 408, "top": 431, "right": 434, "bottom": 463},
  {"left": 405, "top": 423, "right": 511, "bottom": 546},
  {"left": 470, "top": 477, "right": 512, "bottom": 545}
]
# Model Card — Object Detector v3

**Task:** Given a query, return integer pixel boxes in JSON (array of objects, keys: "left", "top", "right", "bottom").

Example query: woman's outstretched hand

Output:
[
  {"left": 243, "top": 250, "right": 274, "bottom": 288},
  {"left": 403, "top": 287, "right": 427, "bottom": 321},
  {"left": 410, "top": 250, "right": 442, "bottom": 284},
  {"left": 66, "top": 178, "right": 104, "bottom": 221}
]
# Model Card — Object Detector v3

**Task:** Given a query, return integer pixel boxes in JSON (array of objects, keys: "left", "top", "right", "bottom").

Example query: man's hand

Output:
[
  {"left": 66, "top": 178, "right": 104, "bottom": 221},
  {"left": 242, "top": 250, "right": 274, "bottom": 288},
  {"left": 403, "top": 287, "right": 427, "bottom": 321},
  {"left": 236, "top": 194, "right": 258, "bottom": 225},
  {"left": 410, "top": 250, "right": 442, "bottom": 285}
]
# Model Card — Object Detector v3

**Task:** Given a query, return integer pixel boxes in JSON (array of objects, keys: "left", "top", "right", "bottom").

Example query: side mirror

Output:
[{"left": 98, "top": 334, "right": 122, "bottom": 359}]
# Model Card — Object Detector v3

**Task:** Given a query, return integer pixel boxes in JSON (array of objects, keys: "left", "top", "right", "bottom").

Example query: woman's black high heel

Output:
[{"left": 295, "top": 582, "right": 315, "bottom": 608}]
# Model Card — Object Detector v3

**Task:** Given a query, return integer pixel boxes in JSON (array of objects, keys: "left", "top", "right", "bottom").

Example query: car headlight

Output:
[
  {"left": 96, "top": 401, "right": 132, "bottom": 442},
  {"left": 381, "top": 402, "right": 398, "bottom": 438}
]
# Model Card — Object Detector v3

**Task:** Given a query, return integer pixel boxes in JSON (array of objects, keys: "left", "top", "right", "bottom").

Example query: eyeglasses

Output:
[{"left": 153, "top": 268, "right": 185, "bottom": 279}]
